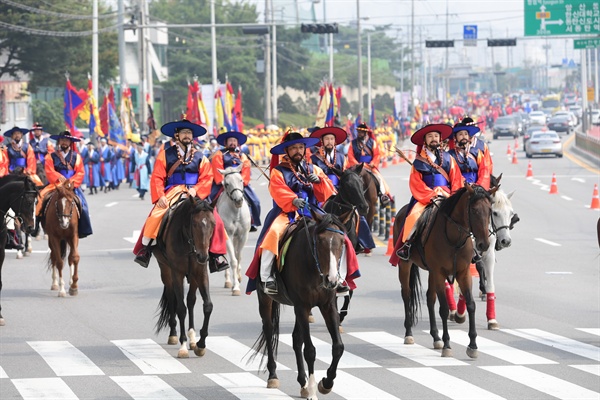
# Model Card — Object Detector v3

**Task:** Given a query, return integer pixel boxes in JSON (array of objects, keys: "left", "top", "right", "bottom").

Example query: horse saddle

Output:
[
  {"left": 40, "top": 190, "right": 82, "bottom": 219},
  {"left": 277, "top": 217, "right": 310, "bottom": 272},
  {"left": 412, "top": 203, "right": 439, "bottom": 256}
]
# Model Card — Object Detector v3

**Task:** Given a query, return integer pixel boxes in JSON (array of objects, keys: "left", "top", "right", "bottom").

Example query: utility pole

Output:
[
  {"left": 211, "top": 0, "right": 218, "bottom": 131},
  {"left": 410, "top": 0, "right": 414, "bottom": 114},
  {"left": 445, "top": 0, "right": 449, "bottom": 106},
  {"left": 271, "top": 0, "right": 278, "bottom": 125},
  {"left": 367, "top": 32, "right": 371, "bottom": 117},
  {"left": 117, "top": 0, "right": 126, "bottom": 89},
  {"left": 92, "top": 0, "right": 98, "bottom": 102},
  {"left": 138, "top": 0, "right": 148, "bottom": 129},
  {"left": 264, "top": 0, "right": 272, "bottom": 126},
  {"left": 357, "top": 0, "right": 363, "bottom": 116}
]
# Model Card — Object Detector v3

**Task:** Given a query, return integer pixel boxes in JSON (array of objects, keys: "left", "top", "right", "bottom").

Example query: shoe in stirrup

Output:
[
  {"left": 336, "top": 281, "right": 350, "bottom": 296},
  {"left": 264, "top": 279, "right": 278, "bottom": 295},
  {"left": 134, "top": 246, "right": 153, "bottom": 268},
  {"left": 209, "top": 253, "right": 229, "bottom": 273},
  {"left": 379, "top": 194, "right": 391, "bottom": 206},
  {"left": 471, "top": 251, "right": 482, "bottom": 263},
  {"left": 396, "top": 242, "right": 411, "bottom": 261}
]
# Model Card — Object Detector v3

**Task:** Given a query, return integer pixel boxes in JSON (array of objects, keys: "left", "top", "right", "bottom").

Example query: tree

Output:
[{"left": 31, "top": 98, "right": 64, "bottom": 135}]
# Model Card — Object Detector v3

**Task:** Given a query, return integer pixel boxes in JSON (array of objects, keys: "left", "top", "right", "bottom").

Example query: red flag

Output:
[
  {"left": 186, "top": 81, "right": 202, "bottom": 125},
  {"left": 63, "top": 79, "right": 87, "bottom": 137},
  {"left": 234, "top": 87, "right": 244, "bottom": 132}
]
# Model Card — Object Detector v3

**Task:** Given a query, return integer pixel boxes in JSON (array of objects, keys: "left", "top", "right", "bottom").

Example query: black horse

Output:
[{"left": 0, "top": 175, "right": 38, "bottom": 325}]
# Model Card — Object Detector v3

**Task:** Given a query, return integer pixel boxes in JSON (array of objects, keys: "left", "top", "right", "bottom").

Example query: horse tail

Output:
[
  {"left": 155, "top": 286, "right": 172, "bottom": 334},
  {"left": 408, "top": 263, "right": 422, "bottom": 327},
  {"left": 248, "top": 299, "right": 280, "bottom": 372},
  {"left": 60, "top": 240, "right": 67, "bottom": 261}
]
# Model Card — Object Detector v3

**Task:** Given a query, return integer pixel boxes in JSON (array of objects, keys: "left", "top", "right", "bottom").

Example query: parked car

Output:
[
  {"left": 493, "top": 116, "right": 519, "bottom": 139},
  {"left": 525, "top": 131, "right": 563, "bottom": 158},
  {"left": 523, "top": 126, "right": 546, "bottom": 148},
  {"left": 547, "top": 115, "right": 572, "bottom": 134},
  {"left": 591, "top": 109, "right": 600, "bottom": 125},
  {"left": 529, "top": 110, "right": 547, "bottom": 125}
]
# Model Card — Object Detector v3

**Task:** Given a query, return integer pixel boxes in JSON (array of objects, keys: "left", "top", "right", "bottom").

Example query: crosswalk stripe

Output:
[
  {"left": 315, "top": 369, "right": 400, "bottom": 399},
  {"left": 111, "top": 339, "right": 190, "bottom": 375},
  {"left": 205, "top": 372, "right": 293, "bottom": 399},
  {"left": 389, "top": 367, "right": 506, "bottom": 399},
  {"left": 481, "top": 365, "right": 600, "bottom": 400},
  {"left": 27, "top": 341, "right": 104, "bottom": 376},
  {"left": 0, "top": 365, "right": 7, "bottom": 379},
  {"left": 206, "top": 336, "right": 290, "bottom": 371},
  {"left": 349, "top": 331, "right": 467, "bottom": 366},
  {"left": 503, "top": 329, "right": 600, "bottom": 361},
  {"left": 12, "top": 377, "right": 78, "bottom": 400},
  {"left": 570, "top": 364, "right": 600, "bottom": 376},
  {"left": 577, "top": 328, "right": 600, "bottom": 337},
  {"left": 446, "top": 329, "right": 557, "bottom": 365},
  {"left": 279, "top": 334, "right": 379, "bottom": 369},
  {"left": 111, "top": 375, "right": 186, "bottom": 400}
]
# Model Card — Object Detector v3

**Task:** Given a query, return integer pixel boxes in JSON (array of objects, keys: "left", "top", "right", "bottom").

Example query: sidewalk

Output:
[{"left": 568, "top": 130, "right": 600, "bottom": 170}]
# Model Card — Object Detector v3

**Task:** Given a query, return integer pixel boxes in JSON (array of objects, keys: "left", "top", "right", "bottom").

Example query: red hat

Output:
[
  {"left": 410, "top": 124, "right": 453, "bottom": 146},
  {"left": 309, "top": 126, "right": 347, "bottom": 146}
]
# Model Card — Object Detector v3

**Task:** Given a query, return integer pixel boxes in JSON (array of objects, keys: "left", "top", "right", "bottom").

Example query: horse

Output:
[
  {"left": 42, "top": 180, "right": 80, "bottom": 297},
  {"left": 251, "top": 212, "right": 347, "bottom": 399},
  {"left": 348, "top": 163, "right": 379, "bottom": 232},
  {"left": 0, "top": 175, "right": 38, "bottom": 325},
  {"left": 216, "top": 166, "right": 251, "bottom": 296},
  {"left": 392, "top": 183, "right": 494, "bottom": 358},
  {"left": 153, "top": 196, "right": 215, "bottom": 358}
]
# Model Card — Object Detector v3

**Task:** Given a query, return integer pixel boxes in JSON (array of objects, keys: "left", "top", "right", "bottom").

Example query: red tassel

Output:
[
  {"left": 486, "top": 292, "right": 496, "bottom": 320},
  {"left": 457, "top": 294, "right": 466, "bottom": 316},
  {"left": 445, "top": 281, "right": 457, "bottom": 312}
]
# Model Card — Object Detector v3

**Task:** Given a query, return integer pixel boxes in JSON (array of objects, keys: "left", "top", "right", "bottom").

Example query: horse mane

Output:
[
  {"left": 0, "top": 174, "right": 26, "bottom": 187},
  {"left": 314, "top": 213, "right": 347, "bottom": 235},
  {"left": 438, "top": 185, "right": 491, "bottom": 216},
  {"left": 168, "top": 197, "right": 213, "bottom": 239}
]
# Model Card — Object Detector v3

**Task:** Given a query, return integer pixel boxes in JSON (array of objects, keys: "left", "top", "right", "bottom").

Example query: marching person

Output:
[
  {"left": 3, "top": 126, "right": 43, "bottom": 185},
  {"left": 82, "top": 142, "right": 101, "bottom": 195},
  {"left": 133, "top": 119, "right": 229, "bottom": 273},
  {"left": 448, "top": 117, "right": 491, "bottom": 190},
  {"left": 346, "top": 123, "right": 392, "bottom": 205},
  {"left": 308, "top": 126, "right": 347, "bottom": 188},
  {"left": 390, "top": 124, "right": 464, "bottom": 265},
  {"left": 33, "top": 131, "right": 93, "bottom": 238},
  {"left": 245, "top": 131, "right": 358, "bottom": 296},
  {"left": 98, "top": 137, "right": 114, "bottom": 192},
  {"left": 29, "top": 122, "right": 54, "bottom": 165},
  {"left": 210, "top": 130, "right": 262, "bottom": 232},
  {"left": 132, "top": 140, "right": 151, "bottom": 200}
]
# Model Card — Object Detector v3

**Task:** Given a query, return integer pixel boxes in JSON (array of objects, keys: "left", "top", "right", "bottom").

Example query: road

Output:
[{"left": 0, "top": 133, "right": 598, "bottom": 400}]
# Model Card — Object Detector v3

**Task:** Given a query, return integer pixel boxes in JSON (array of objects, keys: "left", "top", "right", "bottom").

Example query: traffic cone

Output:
[
  {"left": 590, "top": 184, "right": 600, "bottom": 209},
  {"left": 382, "top": 156, "right": 389, "bottom": 169},
  {"left": 385, "top": 220, "right": 395, "bottom": 256},
  {"left": 549, "top": 173, "right": 558, "bottom": 194},
  {"left": 511, "top": 149, "right": 518, "bottom": 164},
  {"left": 469, "top": 263, "right": 479, "bottom": 278},
  {"left": 514, "top": 138, "right": 519, "bottom": 150},
  {"left": 392, "top": 153, "right": 399, "bottom": 165},
  {"left": 526, "top": 161, "right": 533, "bottom": 178},
  {"left": 506, "top": 144, "right": 512, "bottom": 155}
]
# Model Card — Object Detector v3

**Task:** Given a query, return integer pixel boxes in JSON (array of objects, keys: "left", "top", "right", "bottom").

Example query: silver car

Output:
[
  {"left": 525, "top": 131, "right": 563, "bottom": 158},
  {"left": 529, "top": 111, "right": 547, "bottom": 125}
]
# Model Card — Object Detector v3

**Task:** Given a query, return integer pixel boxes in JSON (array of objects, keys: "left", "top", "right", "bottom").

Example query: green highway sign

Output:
[
  {"left": 524, "top": 0, "right": 600, "bottom": 36},
  {"left": 574, "top": 38, "right": 600, "bottom": 49}
]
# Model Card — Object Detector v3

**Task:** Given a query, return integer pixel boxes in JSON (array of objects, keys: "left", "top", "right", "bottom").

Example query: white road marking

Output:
[
  {"left": 28, "top": 341, "right": 104, "bottom": 376},
  {"left": 205, "top": 372, "right": 293, "bottom": 399},
  {"left": 111, "top": 339, "right": 190, "bottom": 375},
  {"left": 577, "top": 328, "right": 600, "bottom": 337},
  {"left": 545, "top": 271, "right": 573, "bottom": 275},
  {"left": 123, "top": 230, "right": 141, "bottom": 244},
  {"left": 481, "top": 365, "right": 599, "bottom": 400},
  {"left": 316, "top": 369, "right": 399, "bottom": 399},
  {"left": 0, "top": 365, "right": 7, "bottom": 379},
  {"left": 390, "top": 367, "right": 506, "bottom": 400},
  {"left": 279, "top": 334, "right": 379, "bottom": 369},
  {"left": 561, "top": 195, "right": 573, "bottom": 201},
  {"left": 534, "top": 238, "right": 561, "bottom": 246},
  {"left": 111, "top": 375, "right": 186, "bottom": 400},
  {"left": 570, "top": 364, "right": 600, "bottom": 376},
  {"left": 503, "top": 329, "right": 600, "bottom": 362},
  {"left": 349, "top": 331, "right": 467, "bottom": 366},
  {"left": 105, "top": 202, "right": 119, "bottom": 207},
  {"left": 206, "top": 336, "right": 289, "bottom": 372},
  {"left": 12, "top": 377, "right": 78, "bottom": 400},
  {"left": 572, "top": 177, "right": 586, "bottom": 183},
  {"left": 446, "top": 330, "right": 557, "bottom": 365}
]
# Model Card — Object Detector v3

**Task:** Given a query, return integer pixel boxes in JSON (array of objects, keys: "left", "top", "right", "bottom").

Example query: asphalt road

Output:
[{"left": 0, "top": 133, "right": 598, "bottom": 400}]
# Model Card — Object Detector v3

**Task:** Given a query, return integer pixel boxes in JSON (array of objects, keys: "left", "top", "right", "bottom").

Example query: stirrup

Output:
[
  {"left": 264, "top": 280, "right": 278, "bottom": 295},
  {"left": 396, "top": 242, "right": 411, "bottom": 261}
]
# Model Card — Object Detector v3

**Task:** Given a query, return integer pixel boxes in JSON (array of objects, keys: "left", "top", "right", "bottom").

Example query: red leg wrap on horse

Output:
[
  {"left": 486, "top": 292, "right": 496, "bottom": 320},
  {"left": 457, "top": 294, "right": 466, "bottom": 315},
  {"left": 209, "top": 209, "right": 227, "bottom": 254},
  {"left": 445, "top": 281, "right": 457, "bottom": 311}
]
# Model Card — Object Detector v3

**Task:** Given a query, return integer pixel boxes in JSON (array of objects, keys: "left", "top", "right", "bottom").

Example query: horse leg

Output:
[
  {"left": 292, "top": 320, "right": 308, "bottom": 398},
  {"left": 68, "top": 237, "right": 80, "bottom": 296},
  {"left": 257, "top": 291, "right": 279, "bottom": 388},
  {"left": 425, "top": 280, "right": 443, "bottom": 350},
  {"left": 482, "top": 249, "right": 498, "bottom": 330},
  {"left": 224, "top": 268, "right": 232, "bottom": 289},
  {"left": 338, "top": 290, "right": 354, "bottom": 332},
  {"left": 171, "top": 269, "right": 189, "bottom": 358},
  {"left": 226, "top": 237, "right": 240, "bottom": 296},
  {"left": 159, "top": 263, "right": 178, "bottom": 344},
  {"left": 193, "top": 270, "right": 213, "bottom": 357},
  {"left": 399, "top": 262, "right": 415, "bottom": 344},
  {"left": 457, "top": 269, "right": 478, "bottom": 359},
  {"left": 54, "top": 240, "right": 66, "bottom": 297},
  {"left": 0, "top": 246, "right": 5, "bottom": 326},
  {"left": 294, "top": 305, "right": 318, "bottom": 400},
  {"left": 186, "top": 280, "right": 198, "bottom": 350},
  {"left": 24, "top": 234, "right": 32, "bottom": 255},
  {"left": 432, "top": 274, "right": 452, "bottom": 357},
  {"left": 318, "top": 301, "right": 344, "bottom": 396}
]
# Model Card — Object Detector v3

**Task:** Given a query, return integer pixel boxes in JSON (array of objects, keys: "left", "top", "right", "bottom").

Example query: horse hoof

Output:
[
  {"left": 193, "top": 347, "right": 206, "bottom": 357},
  {"left": 189, "top": 341, "right": 197, "bottom": 350},
  {"left": 454, "top": 313, "right": 466, "bottom": 324},
  {"left": 448, "top": 310, "right": 456, "bottom": 321},
  {"left": 308, "top": 315, "right": 315, "bottom": 324},
  {"left": 224, "top": 281, "right": 232, "bottom": 289},
  {"left": 466, "top": 347, "right": 478, "bottom": 359},
  {"left": 441, "top": 348, "right": 453, "bottom": 357},
  {"left": 16, "top": 251, "right": 23, "bottom": 259},
  {"left": 300, "top": 386, "right": 309, "bottom": 398},
  {"left": 51, "top": 284, "right": 59, "bottom": 291},
  {"left": 338, "top": 325, "right": 344, "bottom": 334},
  {"left": 58, "top": 291, "right": 66, "bottom": 298},
  {"left": 232, "top": 289, "right": 241, "bottom": 296},
  {"left": 488, "top": 320, "right": 500, "bottom": 330},
  {"left": 404, "top": 336, "right": 414, "bottom": 345},
  {"left": 433, "top": 340, "right": 443, "bottom": 349},
  {"left": 0, "top": 318, "right": 5, "bottom": 326},
  {"left": 266, "top": 378, "right": 279, "bottom": 389},
  {"left": 68, "top": 288, "right": 78, "bottom": 296},
  {"left": 177, "top": 349, "right": 189, "bottom": 358},
  {"left": 318, "top": 378, "right": 332, "bottom": 394},
  {"left": 364, "top": 252, "right": 372, "bottom": 257},
  {"left": 167, "top": 336, "right": 178, "bottom": 345}
]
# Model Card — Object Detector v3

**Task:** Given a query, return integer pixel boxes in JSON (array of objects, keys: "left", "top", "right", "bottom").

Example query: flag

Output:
[
  {"left": 231, "top": 109, "right": 238, "bottom": 131},
  {"left": 186, "top": 81, "right": 202, "bottom": 125},
  {"left": 80, "top": 78, "right": 104, "bottom": 140},
  {"left": 108, "top": 102, "right": 126, "bottom": 148},
  {"left": 315, "top": 84, "right": 330, "bottom": 127},
  {"left": 120, "top": 86, "right": 138, "bottom": 139},
  {"left": 63, "top": 79, "right": 88, "bottom": 137},
  {"left": 214, "top": 88, "right": 224, "bottom": 134},
  {"left": 225, "top": 81, "right": 235, "bottom": 125},
  {"left": 146, "top": 93, "right": 156, "bottom": 131},
  {"left": 99, "top": 85, "right": 114, "bottom": 136},
  {"left": 351, "top": 113, "right": 361, "bottom": 139},
  {"left": 233, "top": 87, "right": 244, "bottom": 132},
  {"left": 369, "top": 103, "right": 376, "bottom": 129},
  {"left": 220, "top": 92, "right": 232, "bottom": 131},
  {"left": 325, "top": 86, "right": 335, "bottom": 127}
]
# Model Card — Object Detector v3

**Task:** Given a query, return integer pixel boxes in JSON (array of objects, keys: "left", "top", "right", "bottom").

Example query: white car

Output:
[
  {"left": 529, "top": 111, "right": 547, "bottom": 125},
  {"left": 592, "top": 110, "right": 600, "bottom": 125},
  {"left": 525, "top": 131, "right": 563, "bottom": 158}
]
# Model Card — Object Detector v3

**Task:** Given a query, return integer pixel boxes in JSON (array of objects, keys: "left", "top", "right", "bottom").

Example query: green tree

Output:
[{"left": 31, "top": 98, "right": 64, "bottom": 135}]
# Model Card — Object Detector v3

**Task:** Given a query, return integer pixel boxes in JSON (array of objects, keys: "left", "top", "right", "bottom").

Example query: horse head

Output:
[
  {"left": 339, "top": 168, "right": 369, "bottom": 216},
  {"left": 491, "top": 188, "right": 516, "bottom": 250},
  {"left": 310, "top": 211, "right": 347, "bottom": 291},
  {"left": 0, "top": 175, "right": 38, "bottom": 235},
  {"left": 218, "top": 165, "right": 245, "bottom": 208},
  {"left": 465, "top": 183, "right": 493, "bottom": 254},
  {"left": 188, "top": 197, "right": 215, "bottom": 264},
  {"left": 54, "top": 180, "right": 77, "bottom": 230}
]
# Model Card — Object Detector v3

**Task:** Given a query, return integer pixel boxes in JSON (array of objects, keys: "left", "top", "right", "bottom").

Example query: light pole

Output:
[
  {"left": 357, "top": 0, "right": 363, "bottom": 117},
  {"left": 211, "top": 0, "right": 218, "bottom": 131},
  {"left": 367, "top": 32, "right": 371, "bottom": 118}
]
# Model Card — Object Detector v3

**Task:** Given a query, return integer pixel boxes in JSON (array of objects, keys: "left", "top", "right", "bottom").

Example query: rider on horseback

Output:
[
  {"left": 391, "top": 124, "right": 464, "bottom": 263},
  {"left": 133, "top": 119, "right": 229, "bottom": 273},
  {"left": 210, "top": 130, "right": 262, "bottom": 232},
  {"left": 308, "top": 126, "right": 347, "bottom": 188},
  {"left": 29, "top": 122, "right": 54, "bottom": 165},
  {"left": 346, "top": 123, "right": 392, "bottom": 206},
  {"left": 448, "top": 117, "right": 491, "bottom": 190},
  {"left": 3, "top": 127, "right": 43, "bottom": 186}
]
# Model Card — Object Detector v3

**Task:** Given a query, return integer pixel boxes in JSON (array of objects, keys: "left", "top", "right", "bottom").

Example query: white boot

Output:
[{"left": 260, "top": 250, "right": 277, "bottom": 294}]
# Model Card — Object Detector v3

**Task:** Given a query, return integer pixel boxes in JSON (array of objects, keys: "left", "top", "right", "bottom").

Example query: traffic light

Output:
[
  {"left": 487, "top": 39, "right": 517, "bottom": 47},
  {"left": 242, "top": 26, "right": 270, "bottom": 35},
  {"left": 300, "top": 23, "right": 339, "bottom": 34},
  {"left": 425, "top": 40, "right": 454, "bottom": 48}
]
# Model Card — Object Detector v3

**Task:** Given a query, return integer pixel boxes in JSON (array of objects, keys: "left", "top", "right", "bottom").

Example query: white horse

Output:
[{"left": 216, "top": 166, "right": 251, "bottom": 296}]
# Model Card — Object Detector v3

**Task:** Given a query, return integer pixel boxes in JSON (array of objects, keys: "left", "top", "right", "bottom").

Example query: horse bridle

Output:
[
  {"left": 55, "top": 196, "right": 78, "bottom": 229},
  {"left": 223, "top": 172, "right": 245, "bottom": 203},
  {"left": 1, "top": 185, "right": 37, "bottom": 227}
]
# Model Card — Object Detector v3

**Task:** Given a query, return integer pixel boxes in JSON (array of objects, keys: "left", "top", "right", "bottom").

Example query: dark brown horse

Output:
[
  {"left": 153, "top": 196, "right": 215, "bottom": 358},
  {"left": 0, "top": 175, "right": 38, "bottom": 325},
  {"left": 392, "top": 183, "right": 494, "bottom": 358},
  {"left": 349, "top": 163, "right": 379, "bottom": 230},
  {"left": 42, "top": 180, "right": 80, "bottom": 297},
  {"left": 251, "top": 212, "right": 347, "bottom": 399}
]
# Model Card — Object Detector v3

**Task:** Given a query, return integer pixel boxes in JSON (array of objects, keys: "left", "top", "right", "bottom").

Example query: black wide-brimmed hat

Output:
[
  {"left": 452, "top": 116, "right": 480, "bottom": 137},
  {"left": 4, "top": 126, "right": 27, "bottom": 138},
  {"left": 49, "top": 131, "right": 81, "bottom": 142},
  {"left": 270, "top": 132, "right": 320, "bottom": 155},
  {"left": 160, "top": 119, "right": 207, "bottom": 138},
  {"left": 216, "top": 130, "right": 247, "bottom": 146}
]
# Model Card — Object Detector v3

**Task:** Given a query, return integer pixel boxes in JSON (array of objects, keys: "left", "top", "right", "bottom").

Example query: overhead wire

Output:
[{"left": 0, "top": 0, "right": 117, "bottom": 20}]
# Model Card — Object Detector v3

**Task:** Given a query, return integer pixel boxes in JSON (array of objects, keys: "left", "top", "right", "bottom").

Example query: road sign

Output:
[
  {"left": 574, "top": 38, "right": 600, "bottom": 49},
  {"left": 463, "top": 25, "right": 478, "bottom": 47},
  {"left": 524, "top": 0, "right": 600, "bottom": 36},
  {"left": 587, "top": 87, "right": 595, "bottom": 101}
]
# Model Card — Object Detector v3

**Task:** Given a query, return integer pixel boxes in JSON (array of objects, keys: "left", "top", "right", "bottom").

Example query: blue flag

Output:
[{"left": 108, "top": 102, "right": 125, "bottom": 146}]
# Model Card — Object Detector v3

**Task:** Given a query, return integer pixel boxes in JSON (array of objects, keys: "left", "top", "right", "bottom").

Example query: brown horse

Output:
[
  {"left": 0, "top": 175, "right": 38, "bottom": 325},
  {"left": 42, "top": 180, "right": 80, "bottom": 297},
  {"left": 349, "top": 163, "right": 379, "bottom": 230},
  {"left": 153, "top": 196, "right": 215, "bottom": 358},
  {"left": 251, "top": 212, "right": 347, "bottom": 399},
  {"left": 392, "top": 183, "right": 494, "bottom": 358}
]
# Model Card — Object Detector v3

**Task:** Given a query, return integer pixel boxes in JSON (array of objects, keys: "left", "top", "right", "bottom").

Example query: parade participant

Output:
[
  {"left": 82, "top": 142, "right": 101, "bottom": 195},
  {"left": 245, "top": 131, "right": 355, "bottom": 296},
  {"left": 29, "top": 122, "right": 54, "bottom": 165},
  {"left": 110, "top": 144, "right": 126, "bottom": 190},
  {"left": 448, "top": 117, "right": 491, "bottom": 190},
  {"left": 132, "top": 141, "right": 150, "bottom": 200},
  {"left": 210, "top": 130, "right": 262, "bottom": 232},
  {"left": 33, "top": 131, "right": 93, "bottom": 238},
  {"left": 346, "top": 123, "right": 392, "bottom": 205},
  {"left": 0, "top": 133, "right": 21, "bottom": 250},
  {"left": 391, "top": 124, "right": 464, "bottom": 264},
  {"left": 3, "top": 126, "right": 43, "bottom": 185},
  {"left": 0, "top": 135, "right": 7, "bottom": 176},
  {"left": 308, "top": 126, "right": 347, "bottom": 188},
  {"left": 98, "top": 137, "right": 114, "bottom": 192},
  {"left": 133, "top": 119, "right": 229, "bottom": 273}
]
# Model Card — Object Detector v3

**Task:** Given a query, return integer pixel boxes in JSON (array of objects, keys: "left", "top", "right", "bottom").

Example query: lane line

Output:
[
  {"left": 111, "top": 339, "right": 190, "bottom": 375},
  {"left": 206, "top": 336, "right": 290, "bottom": 372},
  {"left": 12, "top": 377, "right": 78, "bottom": 400},
  {"left": 315, "top": 369, "right": 399, "bottom": 400},
  {"left": 534, "top": 238, "right": 561, "bottom": 246},
  {"left": 111, "top": 375, "right": 186, "bottom": 400},
  {"left": 545, "top": 271, "right": 573, "bottom": 275},
  {"left": 105, "top": 202, "right": 119, "bottom": 207},
  {"left": 28, "top": 341, "right": 104, "bottom": 377},
  {"left": 0, "top": 365, "right": 7, "bottom": 379},
  {"left": 570, "top": 364, "right": 600, "bottom": 376},
  {"left": 481, "top": 365, "right": 599, "bottom": 400},
  {"left": 503, "top": 329, "right": 600, "bottom": 362},
  {"left": 205, "top": 372, "right": 293, "bottom": 399},
  {"left": 561, "top": 195, "right": 573, "bottom": 201},
  {"left": 577, "top": 328, "right": 600, "bottom": 337}
]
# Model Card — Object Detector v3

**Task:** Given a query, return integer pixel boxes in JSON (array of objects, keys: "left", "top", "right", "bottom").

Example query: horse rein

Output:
[
  {"left": 55, "top": 196, "right": 79, "bottom": 229},
  {"left": 1, "top": 184, "right": 37, "bottom": 227}
]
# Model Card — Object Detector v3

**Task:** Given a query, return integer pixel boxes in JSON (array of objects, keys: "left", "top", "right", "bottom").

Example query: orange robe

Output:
[
  {"left": 36, "top": 152, "right": 85, "bottom": 215},
  {"left": 0, "top": 148, "right": 8, "bottom": 177},
  {"left": 346, "top": 140, "right": 391, "bottom": 195},
  {"left": 210, "top": 150, "right": 251, "bottom": 186}
]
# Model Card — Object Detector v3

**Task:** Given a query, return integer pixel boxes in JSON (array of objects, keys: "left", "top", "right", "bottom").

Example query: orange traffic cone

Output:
[
  {"left": 511, "top": 149, "right": 518, "bottom": 164},
  {"left": 549, "top": 173, "right": 558, "bottom": 194},
  {"left": 526, "top": 161, "right": 533, "bottom": 178},
  {"left": 590, "top": 184, "right": 600, "bottom": 209},
  {"left": 469, "top": 263, "right": 479, "bottom": 278},
  {"left": 514, "top": 138, "right": 519, "bottom": 150},
  {"left": 392, "top": 154, "right": 399, "bottom": 165},
  {"left": 382, "top": 156, "right": 389, "bottom": 168},
  {"left": 385, "top": 220, "right": 395, "bottom": 256},
  {"left": 507, "top": 144, "right": 512, "bottom": 155}
]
